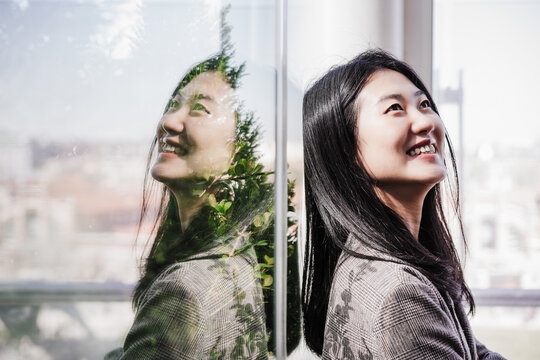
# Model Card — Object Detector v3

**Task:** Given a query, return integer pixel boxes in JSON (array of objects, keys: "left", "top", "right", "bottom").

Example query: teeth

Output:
[
  {"left": 162, "top": 143, "right": 188, "bottom": 155},
  {"left": 408, "top": 144, "right": 437, "bottom": 156}
]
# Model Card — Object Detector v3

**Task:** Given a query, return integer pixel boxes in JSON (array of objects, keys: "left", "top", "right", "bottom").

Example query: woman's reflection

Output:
[{"left": 111, "top": 53, "right": 273, "bottom": 359}]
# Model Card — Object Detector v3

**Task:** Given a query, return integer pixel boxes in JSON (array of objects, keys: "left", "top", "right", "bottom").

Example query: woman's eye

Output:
[
  {"left": 420, "top": 99, "right": 431, "bottom": 109},
  {"left": 385, "top": 103, "right": 403, "bottom": 113},
  {"left": 191, "top": 103, "right": 210, "bottom": 114},
  {"left": 166, "top": 98, "right": 180, "bottom": 112}
]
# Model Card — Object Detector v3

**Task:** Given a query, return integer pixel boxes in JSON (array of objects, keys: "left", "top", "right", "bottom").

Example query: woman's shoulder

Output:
[
  {"left": 141, "top": 252, "right": 261, "bottom": 307},
  {"left": 335, "top": 251, "right": 433, "bottom": 285},
  {"left": 325, "top": 254, "right": 457, "bottom": 359},
  {"left": 331, "top": 252, "right": 442, "bottom": 312},
  {"left": 163, "top": 252, "right": 253, "bottom": 276},
  {"left": 122, "top": 252, "right": 268, "bottom": 360}
]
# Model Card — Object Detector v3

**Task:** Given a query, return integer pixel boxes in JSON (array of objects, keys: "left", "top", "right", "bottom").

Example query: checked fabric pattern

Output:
[
  {"left": 109, "top": 246, "right": 268, "bottom": 360},
  {"left": 322, "top": 237, "right": 506, "bottom": 360}
]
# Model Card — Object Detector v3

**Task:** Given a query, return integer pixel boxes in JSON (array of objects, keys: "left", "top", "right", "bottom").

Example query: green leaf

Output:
[
  {"left": 235, "top": 163, "right": 245, "bottom": 175},
  {"left": 256, "top": 263, "right": 272, "bottom": 269},
  {"left": 264, "top": 255, "right": 274, "bottom": 265},
  {"left": 262, "top": 274, "right": 273, "bottom": 287}
]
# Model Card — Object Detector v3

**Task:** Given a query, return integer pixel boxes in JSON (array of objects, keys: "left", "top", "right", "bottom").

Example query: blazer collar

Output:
[{"left": 344, "top": 233, "right": 410, "bottom": 266}]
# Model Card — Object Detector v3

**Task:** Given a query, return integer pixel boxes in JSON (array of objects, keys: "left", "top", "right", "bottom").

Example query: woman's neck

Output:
[
  {"left": 374, "top": 184, "right": 429, "bottom": 241},
  {"left": 171, "top": 188, "right": 208, "bottom": 232}
]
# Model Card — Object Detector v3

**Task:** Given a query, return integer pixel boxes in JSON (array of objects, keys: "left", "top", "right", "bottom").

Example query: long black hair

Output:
[{"left": 302, "top": 49, "right": 474, "bottom": 355}]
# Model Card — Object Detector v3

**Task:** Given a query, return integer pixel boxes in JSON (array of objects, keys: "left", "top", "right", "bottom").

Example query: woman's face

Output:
[
  {"left": 355, "top": 69, "right": 446, "bottom": 191},
  {"left": 151, "top": 71, "right": 236, "bottom": 186}
]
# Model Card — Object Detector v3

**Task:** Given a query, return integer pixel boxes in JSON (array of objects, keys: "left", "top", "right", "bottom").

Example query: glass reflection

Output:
[
  {"left": 110, "top": 57, "right": 268, "bottom": 360},
  {"left": 107, "top": 9, "right": 300, "bottom": 359}
]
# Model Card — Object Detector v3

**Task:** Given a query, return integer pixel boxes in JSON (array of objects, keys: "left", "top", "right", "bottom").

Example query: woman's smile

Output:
[
  {"left": 160, "top": 139, "right": 190, "bottom": 156},
  {"left": 406, "top": 140, "right": 437, "bottom": 157}
]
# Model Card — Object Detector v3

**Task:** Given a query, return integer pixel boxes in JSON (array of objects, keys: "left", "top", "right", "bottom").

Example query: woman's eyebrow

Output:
[
  {"left": 190, "top": 93, "right": 214, "bottom": 102},
  {"left": 377, "top": 90, "right": 425, "bottom": 104}
]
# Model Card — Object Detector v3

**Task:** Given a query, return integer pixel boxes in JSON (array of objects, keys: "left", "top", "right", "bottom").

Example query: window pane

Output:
[
  {"left": 0, "top": 0, "right": 301, "bottom": 358},
  {"left": 433, "top": 0, "right": 540, "bottom": 290},
  {"left": 470, "top": 306, "right": 540, "bottom": 360},
  {"left": 434, "top": 1, "right": 540, "bottom": 358}
]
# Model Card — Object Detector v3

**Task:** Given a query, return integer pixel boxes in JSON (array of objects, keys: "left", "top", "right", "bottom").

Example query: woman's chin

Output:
[
  {"left": 428, "top": 167, "right": 447, "bottom": 185},
  {"left": 414, "top": 173, "right": 446, "bottom": 189},
  {"left": 150, "top": 165, "right": 192, "bottom": 184},
  {"left": 407, "top": 164, "right": 447, "bottom": 186}
]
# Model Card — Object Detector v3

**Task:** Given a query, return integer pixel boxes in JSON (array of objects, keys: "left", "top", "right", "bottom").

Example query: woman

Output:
[
  {"left": 302, "top": 50, "right": 505, "bottom": 359},
  {"left": 110, "top": 53, "right": 269, "bottom": 360},
  {"left": 106, "top": 45, "right": 300, "bottom": 358}
]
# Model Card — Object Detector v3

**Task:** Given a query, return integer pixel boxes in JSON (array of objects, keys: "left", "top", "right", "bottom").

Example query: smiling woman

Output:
[
  {"left": 104, "top": 32, "right": 300, "bottom": 359},
  {"left": 355, "top": 69, "right": 448, "bottom": 240},
  {"left": 356, "top": 70, "right": 446, "bottom": 188},
  {"left": 302, "top": 49, "right": 506, "bottom": 359},
  {"left": 105, "top": 52, "right": 271, "bottom": 360}
]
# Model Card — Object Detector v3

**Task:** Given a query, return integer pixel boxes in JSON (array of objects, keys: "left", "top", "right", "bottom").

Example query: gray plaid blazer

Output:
[
  {"left": 110, "top": 246, "right": 268, "bottom": 360},
  {"left": 322, "top": 238, "right": 506, "bottom": 360}
]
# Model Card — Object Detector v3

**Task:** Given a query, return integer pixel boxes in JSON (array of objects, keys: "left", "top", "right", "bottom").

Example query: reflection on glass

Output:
[{"left": 106, "top": 9, "right": 300, "bottom": 359}]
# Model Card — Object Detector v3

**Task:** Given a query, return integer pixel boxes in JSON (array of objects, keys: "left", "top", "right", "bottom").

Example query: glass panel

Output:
[
  {"left": 0, "top": 0, "right": 302, "bottom": 358},
  {"left": 434, "top": 1, "right": 540, "bottom": 357},
  {"left": 433, "top": 0, "right": 540, "bottom": 291}
]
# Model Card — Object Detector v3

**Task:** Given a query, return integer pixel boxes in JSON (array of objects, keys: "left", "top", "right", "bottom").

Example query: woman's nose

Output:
[
  {"left": 410, "top": 111, "right": 435, "bottom": 134},
  {"left": 161, "top": 109, "right": 187, "bottom": 135}
]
